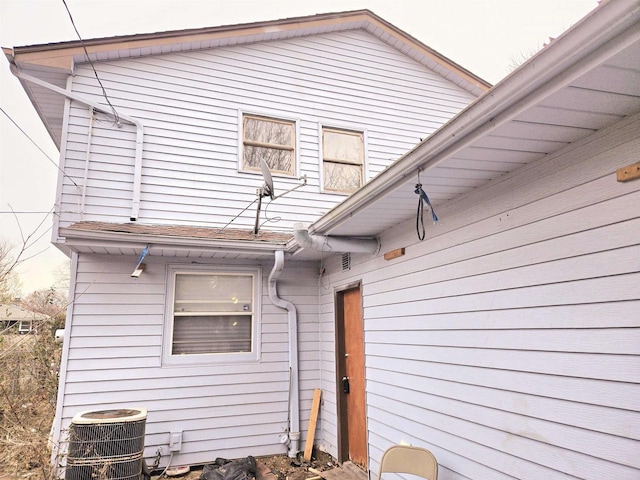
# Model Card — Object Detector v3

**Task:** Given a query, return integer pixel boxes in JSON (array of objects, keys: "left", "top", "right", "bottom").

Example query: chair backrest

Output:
[{"left": 376, "top": 445, "right": 438, "bottom": 480}]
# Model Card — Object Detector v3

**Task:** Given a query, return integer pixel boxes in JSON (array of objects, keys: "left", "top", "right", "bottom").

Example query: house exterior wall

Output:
[
  {"left": 318, "top": 113, "right": 640, "bottom": 478},
  {"left": 53, "top": 253, "right": 321, "bottom": 467},
  {"left": 56, "top": 29, "right": 475, "bottom": 232}
]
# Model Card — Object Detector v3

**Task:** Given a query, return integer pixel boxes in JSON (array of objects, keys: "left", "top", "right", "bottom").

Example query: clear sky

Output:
[{"left": 0, "top": 0, "right": 597, "bottom": 295}]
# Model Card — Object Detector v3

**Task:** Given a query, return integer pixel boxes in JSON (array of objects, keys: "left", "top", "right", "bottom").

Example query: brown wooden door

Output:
[{"left": 337, "top": 286, "right": 367, "bottom": 468}]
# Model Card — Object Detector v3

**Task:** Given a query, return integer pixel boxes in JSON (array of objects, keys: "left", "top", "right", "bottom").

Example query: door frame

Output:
[{"left": 334, "top": 281, "right": 368, "bottom": 466}]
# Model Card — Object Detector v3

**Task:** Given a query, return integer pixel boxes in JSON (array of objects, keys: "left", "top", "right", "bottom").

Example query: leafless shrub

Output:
[{"left": 0, "top": 314, "right": 63, "bottom": 478}]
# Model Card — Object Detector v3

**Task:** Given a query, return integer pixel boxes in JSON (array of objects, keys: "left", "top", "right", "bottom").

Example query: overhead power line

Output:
[
  {"left": 61, "top": 0, "right": 121, "bottom": 126},
  {"left": 0, "top": 211, "right": 57, "bottom": 214},
  {"left": 0, "top": 106, "right": 80, "bottom": 188}
]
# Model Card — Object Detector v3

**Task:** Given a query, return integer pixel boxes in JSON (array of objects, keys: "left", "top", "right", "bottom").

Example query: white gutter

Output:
[
  {"left": 268, "top": 250, "right": 300, "bottom": 458},
  {"left": 59, "top": 227, "right": 292, "bottom": 253},
  {"left": 294, "top": 223, "right": 379, "bottom": 254},
  {"left": 310, "top": 0, "right": 640, "bottom": 235},
  {"left": 9, "top": 65, "right": 145, "bottom": 221}
]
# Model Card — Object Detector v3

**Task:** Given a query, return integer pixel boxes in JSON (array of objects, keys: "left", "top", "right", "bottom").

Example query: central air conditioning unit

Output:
[{"left": 65, "top": 407, "right": 147, "bottom": 480}]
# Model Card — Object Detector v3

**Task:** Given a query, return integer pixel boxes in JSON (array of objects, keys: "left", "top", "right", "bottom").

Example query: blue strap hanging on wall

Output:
[{"left": 414, "top": 181, "right": 438, "bottom": 241}]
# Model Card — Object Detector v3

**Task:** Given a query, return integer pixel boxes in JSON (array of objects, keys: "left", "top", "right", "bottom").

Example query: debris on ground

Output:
[
  {"left": 200, "top": 456, "right": 256, "bottom": 480},
  {"left": 151, "top": 450, "right": 335, "bottom": 480}
]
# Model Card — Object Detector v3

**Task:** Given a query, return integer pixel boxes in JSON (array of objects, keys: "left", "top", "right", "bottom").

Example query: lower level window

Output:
[{"left": 164, "top": 266, "right": 260, "bottom": 364}]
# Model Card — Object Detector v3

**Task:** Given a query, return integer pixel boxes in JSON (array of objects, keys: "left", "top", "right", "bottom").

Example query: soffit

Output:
[{"left": 318, "top": 8, "right": 640, "bottom": 237}]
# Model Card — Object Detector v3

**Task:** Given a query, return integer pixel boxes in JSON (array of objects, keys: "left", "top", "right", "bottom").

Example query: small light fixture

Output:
[
  {"left": 131, "top": 244, "right": 150, "bottom": 277},
  {"left": 131, "top": 263, "right": 145, "bottom": 278}
]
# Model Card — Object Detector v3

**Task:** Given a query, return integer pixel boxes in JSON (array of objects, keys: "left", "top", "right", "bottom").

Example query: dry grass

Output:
[{"left": 0, "top": 322, "right": 62, "bottom": 479}]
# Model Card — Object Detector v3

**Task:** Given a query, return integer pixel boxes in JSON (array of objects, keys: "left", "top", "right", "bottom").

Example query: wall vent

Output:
[
  {"left": 65, "top": 408, "right": 147, "bottom": 480},
  {"left": 341, "top": 252, "right": 351, "bottom": 271}
]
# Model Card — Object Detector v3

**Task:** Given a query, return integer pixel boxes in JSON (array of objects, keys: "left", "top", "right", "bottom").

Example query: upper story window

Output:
[
  {"left": 164, "top": 265, "right": 261, "bottom": 365},
  {"left": 242, "top": 114, "right": 295, "bottom": 176},
  {"left": 322, "top": 127, "right": 364, "bottom": 193}
]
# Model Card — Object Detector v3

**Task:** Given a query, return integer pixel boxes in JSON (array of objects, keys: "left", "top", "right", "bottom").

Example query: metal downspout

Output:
[
  {"left": 294, "top": 223, "right": 379, "bottom": 254},
  {"left": 9, "top": 65, "right": 145, "bottom": 221},
  {"left": 80, "top": 108, "right": 94, "bottom": 219},
  {"left": 268, "top": 250, "right": 300, "bottom": 458}
]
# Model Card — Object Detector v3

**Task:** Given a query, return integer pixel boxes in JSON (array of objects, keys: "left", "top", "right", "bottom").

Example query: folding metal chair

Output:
[{"left": 376, "top": 445, "right": 438, "bottom": 480}]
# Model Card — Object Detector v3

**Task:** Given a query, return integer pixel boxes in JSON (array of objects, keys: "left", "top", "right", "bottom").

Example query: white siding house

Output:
[
  {"left": 306, "top": 2, "right": 640, "bottom": 478},
  {"left": 4, "top": 9, "right": 489, "bottom": 474},
  {"left": 6, "top": 2, "right": 640, "bottom": 479}
]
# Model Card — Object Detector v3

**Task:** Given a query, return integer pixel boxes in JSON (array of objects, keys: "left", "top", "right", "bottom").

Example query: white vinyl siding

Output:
[
  {"left": 318, "top": 114, "right": 640, "bottom": 478},
  {"left": 57, "top": 29, "right": 475, "bottom": 231},
  {"left": 53, "top": 255, "right": 321, "bottom": 467}
]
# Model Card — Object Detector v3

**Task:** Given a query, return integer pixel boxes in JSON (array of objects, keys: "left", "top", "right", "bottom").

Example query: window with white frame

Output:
[
  {"left": 164, "top": 266, "right": 260, "bottom": 364},
  {"left": 322, "top": 127, "right": 364, "bottom": 193},
  {"left": 242, "top": 114, "right": 295, "bottom": 176}
]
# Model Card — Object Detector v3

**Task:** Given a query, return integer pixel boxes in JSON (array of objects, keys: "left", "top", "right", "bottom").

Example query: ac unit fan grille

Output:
[{"left": 65, "top": 409, "right": 146, "bottom": 480}]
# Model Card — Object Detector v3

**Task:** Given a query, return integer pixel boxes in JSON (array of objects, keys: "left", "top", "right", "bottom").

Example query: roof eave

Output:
[
  {"left": 6, "top": 9, "right": 489, "bottom": 93},
  {"left": 59, "top": 226, "right": 291, "bottom": 254},
  {"left": 309, "top": 0, "right": 640, "bottom": 236}
]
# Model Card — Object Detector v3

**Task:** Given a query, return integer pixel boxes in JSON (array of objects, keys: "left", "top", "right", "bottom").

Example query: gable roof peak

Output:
[{"left": 6, "top": 9, "right": 490, "bottom": 94}]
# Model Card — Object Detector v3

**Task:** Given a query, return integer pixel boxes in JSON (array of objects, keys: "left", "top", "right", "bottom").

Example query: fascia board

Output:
[{"left": 310, "top": 0, "right": 640, "bottom": 236}]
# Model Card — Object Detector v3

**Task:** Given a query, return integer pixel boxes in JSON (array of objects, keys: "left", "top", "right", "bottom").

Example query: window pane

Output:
[
  {"left": 173, "top": 315, "right": 251, "bottom": 354},
  {"left": 244, "top": 116, "right": 293, "bottom": 147},
  {"left": 324, "top": 161, "right": 362, "bottom": 193},
  {"left": 323, "top": 130, "right": 363, "bottom": 163},
  {"left": 175, "top": 274, "right": 252, "bottom": 313},
  {"left": 244, "top": 145, "right": 294, "bottom": 174}
]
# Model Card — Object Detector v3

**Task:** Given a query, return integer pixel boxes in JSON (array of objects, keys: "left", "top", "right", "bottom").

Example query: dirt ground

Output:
[{"left": 151, "top": 450, "right": 336, "bottom": 480}]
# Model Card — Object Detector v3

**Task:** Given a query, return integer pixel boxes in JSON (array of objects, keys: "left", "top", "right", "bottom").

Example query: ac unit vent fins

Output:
[
  {"left": 342, "top": 252, "right": 351, "bottom": 271},
  {"left": 65, "top": 408, "right": 147, "bottom": 480}
]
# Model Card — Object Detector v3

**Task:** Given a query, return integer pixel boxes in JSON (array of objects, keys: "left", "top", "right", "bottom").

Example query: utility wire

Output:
[
  {"left": 217, "top": 198, "right": 258, "bottom": 234},
  {"left": 61, "top": 0, "right": 121, "bottom": 126},
  {"left": 0, "top": 106, "right": 80, "bottom": 189},
  {"left": 0, "top": 211, "right": 57, "bottom": 214}
]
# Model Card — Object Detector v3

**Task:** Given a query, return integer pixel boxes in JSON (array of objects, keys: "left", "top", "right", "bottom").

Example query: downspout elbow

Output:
[{"left": 294, "top": 223, "right": 379, "bottom": 254}]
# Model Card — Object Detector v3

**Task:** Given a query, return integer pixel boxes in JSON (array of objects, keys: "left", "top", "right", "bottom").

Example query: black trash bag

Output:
[{"left": 200, "top": 456, "right": 257, "bottom": 480}]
